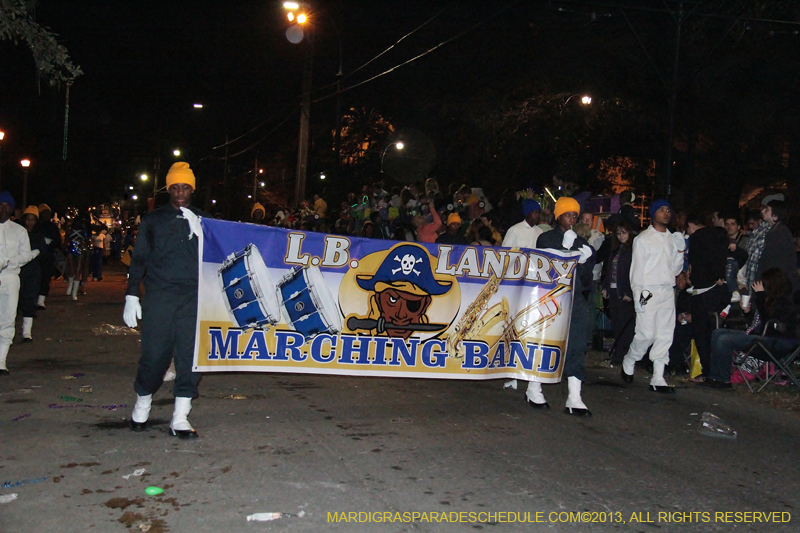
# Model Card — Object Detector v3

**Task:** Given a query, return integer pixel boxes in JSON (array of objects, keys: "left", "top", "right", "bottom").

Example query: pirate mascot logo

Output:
[{"left": 346, "top": 244, "right": 455, "bottom": 340}]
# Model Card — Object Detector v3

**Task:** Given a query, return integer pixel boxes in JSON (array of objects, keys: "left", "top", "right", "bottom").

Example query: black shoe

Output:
[
  {"left": 37, "top": 305, "right": 46, "bottom": 311},
  {"left": 130, "top": 419, "right": 148, "bottom": 432},
  {"left": 22, "top": 337, "right": 33, "bottom": 343},
  {"left": 620, "top": 368, "right": 633, "bottom": 384},
  {"left": 650, "top": 385, "right": 676, "bottom": 394},
  {"left": 0, "top": 368, "right": 9, "bottom": 376},
  {"left": 526, "top": 398, "right": 550, "bottom": 410},
  {"left": 564, "top": 406, "right": 592, "bottom": 417},
  {"left": 170, "top": 427, "right": 199, "bottom": 439}
]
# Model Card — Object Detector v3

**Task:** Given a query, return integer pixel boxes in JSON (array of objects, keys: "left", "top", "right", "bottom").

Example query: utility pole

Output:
[
  {"left": 664, "top": 2, "right": 683, "bottom": 199},
  {"left": 294, "top": 36, "right": 313, "bottom": 207}
]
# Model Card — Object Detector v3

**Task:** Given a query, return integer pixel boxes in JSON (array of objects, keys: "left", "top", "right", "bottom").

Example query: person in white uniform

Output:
[
  {"left": 501, "top": 199, "right": 542, "bottom": 391},
  {"left": 620, "top": 199, "right": 684, "bottom": 392},
  {"left": 0, "top": 192, "right": 39, "bottom": 374},
  {"left": 502, "top": 199, "right": 542, "bottom": 250}
]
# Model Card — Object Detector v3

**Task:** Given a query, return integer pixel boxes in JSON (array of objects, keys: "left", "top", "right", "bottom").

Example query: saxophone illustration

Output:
[{"left": 446, "top": 274, "right": 502, "bottom": 359}]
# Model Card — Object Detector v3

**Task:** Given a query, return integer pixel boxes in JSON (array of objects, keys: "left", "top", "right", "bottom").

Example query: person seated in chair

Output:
[{"left": 705, "top": 268, "right": 798, "bottom": 388}]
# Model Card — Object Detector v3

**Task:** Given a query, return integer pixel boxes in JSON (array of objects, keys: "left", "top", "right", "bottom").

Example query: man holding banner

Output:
[
  {"left": 534, "top": 197, "right": 595, "bottom": 416},
  {"left": 123, "top": 162, "right": 208, "bottom": 439}
]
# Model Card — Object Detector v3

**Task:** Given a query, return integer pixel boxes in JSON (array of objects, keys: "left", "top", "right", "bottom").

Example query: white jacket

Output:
[
  {"left": 0, "top": 220, "right": 36, "bottom": 277},
  {"left": 629, "top": 226, "right": 683, "bottom": 292}
]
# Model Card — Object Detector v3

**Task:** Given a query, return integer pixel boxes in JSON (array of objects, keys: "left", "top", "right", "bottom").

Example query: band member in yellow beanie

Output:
[
  {"left": 529, "top": 196, "right": 595, "bottom": 416},
  {"left": 123, "top": 162, "right": 209, "bottom": 438}
]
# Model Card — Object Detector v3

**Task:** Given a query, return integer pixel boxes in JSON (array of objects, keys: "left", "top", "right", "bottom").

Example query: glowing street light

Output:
[
  {"left": 128, "top": 186, "right": 134, "bottom": 190},
  {"left": 140, "top": 174, "right": 148, "bottom": 181},
  {"left": 559, "top": 93, "right": 593, "bottom": 117},
  {"left": 132, "top": 195, "right": 138, "bottom": 200},
  {"left": 320, "top": 173, "right": 326, "bottom": 180},
  {"left": 380, "top": 142, "right": 405, "bottom": 173},
  {"left": 173, "top": 149, "right": 181, "bottom": 157},
  {"left": 193, "top": 103, "right": 203, "bottom": 109},
  {"left": 581, "top": 96, "right": 592, "bottom": 105},
  {"left": 283, "top": 2, "right": 299, "bottom": 8},
  {"left": 20, "top": 159, "right": 31, "bottom": 207}
]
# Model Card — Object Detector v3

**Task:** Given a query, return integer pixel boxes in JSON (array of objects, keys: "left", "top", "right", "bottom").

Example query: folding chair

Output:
[{"left": 735, "top": 320, "right": 800, "bottom": 393}]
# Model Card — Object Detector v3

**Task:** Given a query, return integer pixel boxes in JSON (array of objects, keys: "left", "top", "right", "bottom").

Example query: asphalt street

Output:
[{"left": 1, "top": 265, "right": 798, "bottom": 533}]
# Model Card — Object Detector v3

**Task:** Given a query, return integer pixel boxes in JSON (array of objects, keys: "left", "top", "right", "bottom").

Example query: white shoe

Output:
[
  {"left": 525, "top": 381, "right": 549, "bottom": 409},
  {"left": 649, "top": 362, "right": 675, "bottom": 393},
  {"left": 130, "top": 394, "right": 152, "bottom": 430},
  {"left": 170, "top": 397, "right": 198, "bottom": 439},
  {"left": 564, "top": 376, "right": 591, "bottom": 416},
  {"left": 503, "top": 379, "right": 517, "bottom": 390},
  {"left": 22, "top": 317, "right": 33, "bottom": 341}
]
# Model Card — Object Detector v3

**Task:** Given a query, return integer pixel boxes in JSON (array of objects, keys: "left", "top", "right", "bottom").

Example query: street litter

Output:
[
  {"left": 12, "top": 414, "right": 31, "bottom": 422},
  {"left": 228, "top": 395, "right": 249, "bottom": 400},
  {"left": 698, "top": 412, "right": 737, "bottom": 440},
  {"left": 122, "top": 468, "right": 146, "bottom": 480},
  {"left": 2, "top": 477, "right": 47, "bottom": 488},
  {"left": 145, "top": 486, "right": 164, "bottom": 496},
  {"left": 92, "top": 323, "right": 140, "bottom": 336},
  {"left": 49, "top": 403, "right": 125, "bottom": 411},
  {"left": 58, "top": 395, "right": 83, "bottom": 402},
  {"left": 79, "top": 386, "right": 93, "bottom": 393},
  {"left": 15, "top": 388, "right": 33, "bottom": 394},
  {"left": 0, "top": 494, "right": 18, "bottom": 504},
  {"left": 61, "top": 375, "right": 76, "bottom": 380},
  {"left": 247, "top": 513, "right": 283, "bottom": 522}
]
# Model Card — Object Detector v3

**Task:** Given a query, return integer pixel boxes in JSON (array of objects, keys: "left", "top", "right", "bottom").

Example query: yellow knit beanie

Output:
[
  {"left": 554, "top": 197, "right": 580, "bottom": 219},
  {"left": 166, "top": 162, "right": 196, "bottom": 190},
  {"left": 23, "top": 205, "right": 39, "bottom": 218}
]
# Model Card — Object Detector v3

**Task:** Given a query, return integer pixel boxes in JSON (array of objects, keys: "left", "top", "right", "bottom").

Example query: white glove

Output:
[
  {"left": 670, "top": 231, "right": 685, "bottom": 252},
  {"left": 31, "top": 250, "right": 40, "bottom": 259},
  {"left": 180, "top": 207, "right": 202, "bottom": 240},
  {"left": 562, "top": 229, "right": 577, "bottom": 249},
  {"left": 123, "top": 295, "right": 142, "bottom": 328},
  {"left": 577, "top": 244, "right": 593, "bottom": 264}
]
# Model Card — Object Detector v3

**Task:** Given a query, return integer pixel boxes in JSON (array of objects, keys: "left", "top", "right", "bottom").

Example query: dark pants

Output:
[
  {"left": 134, "top": 289, "right": 201, "bottom": 398},
  {"left": 608, "top": 292, "right": 635, "bottom": 364},
  {"left": 39, "top": 253, "right": 54, "bottom": 297},
  {"left": 691, "top": 285, "right": 727, "bottom": 376},
  {"left": 91, "top": 248, "right": 104, "bottom": 280},
  {"left": 565, "top": 294, "right": 591, "bottom": 381},
  {"left": 709, "top": 329, "right": 797, "bottom": 383},
  {"left": 669, "top": 322, "right": 692, "bottom": 370},
  {"left": 18, "top": 266, "right": 41, "bottom": 318}
]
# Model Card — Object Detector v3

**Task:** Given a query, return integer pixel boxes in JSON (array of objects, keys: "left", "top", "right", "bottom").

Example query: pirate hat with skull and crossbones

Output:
[{"left": 356, "top": 244, "right": 452, "bottom": 296}]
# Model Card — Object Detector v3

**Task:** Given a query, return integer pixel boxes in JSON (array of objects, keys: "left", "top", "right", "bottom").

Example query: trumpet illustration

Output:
[
  {"left": 511, "top": 284, "right": 571, "bottom": 339},
  {"left": 447, "top": 279, "right": 571, "bottom": 360}
]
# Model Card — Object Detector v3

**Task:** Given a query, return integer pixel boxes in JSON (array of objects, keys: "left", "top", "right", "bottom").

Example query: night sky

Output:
[{"left": 2, "top": 1, "right": 799, "bottom": 215}]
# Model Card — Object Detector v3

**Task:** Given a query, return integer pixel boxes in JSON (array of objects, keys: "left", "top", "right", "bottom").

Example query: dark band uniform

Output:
[
  {"left": 127, "top": 203, "right": 208, "bottom": 398},
  {"left": 537, "top": 227, "right": 596, "bottom": 381}
]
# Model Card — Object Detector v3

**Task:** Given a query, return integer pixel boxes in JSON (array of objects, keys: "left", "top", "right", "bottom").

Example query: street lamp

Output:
[
  {"left": 140, "top": 174, "right": 148, "bottom": 181},
  {"left": 173, "top": 149, "right": 181, "bottom": 157},
  {"left": 20, "top": 159, "right": 30, "bottom": 207},
  {"left": 559, "top": 94, "right": 592, "bottom": 117},
  {"left": 380, "top": 142, "right": 404, "bottom": 173}
]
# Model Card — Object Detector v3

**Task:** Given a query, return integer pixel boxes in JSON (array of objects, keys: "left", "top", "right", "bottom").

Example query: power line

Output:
[{"left": 312, "top": 1, "right": 520, "bottom": 104}]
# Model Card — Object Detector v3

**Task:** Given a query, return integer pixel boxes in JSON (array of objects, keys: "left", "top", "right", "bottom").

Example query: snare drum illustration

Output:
[
  {"left": 276, "top": 265, "right": 342, "bottom": 339},
  {"left": 219, "top": 244, "right": 281, "bottom": 329}
]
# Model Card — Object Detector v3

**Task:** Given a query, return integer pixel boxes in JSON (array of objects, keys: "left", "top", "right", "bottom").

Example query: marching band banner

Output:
[{"left": 193, "top": 219, "right": 579, "bottom": 383}]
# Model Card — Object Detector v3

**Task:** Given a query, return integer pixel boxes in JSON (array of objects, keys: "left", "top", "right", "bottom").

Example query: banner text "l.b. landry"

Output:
[
  {"left": 285, "top": 234, "right": 576, "bottom": 283},
  {"left": 207, "top": 329, "right": 562, "bottom": 373}
]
